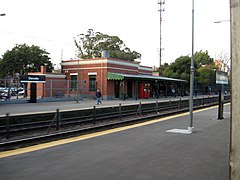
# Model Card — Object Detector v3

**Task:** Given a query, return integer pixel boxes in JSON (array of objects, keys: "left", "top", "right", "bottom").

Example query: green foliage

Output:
[
  {"left": 162, "top": 56, "right": 192, "bottom": 81},
  {"left": 0, "top": 44, "right": 53, "bottom": 78},
  {"left": 74, "top": 29, "right": 141, "bottom": 61},
  {"left": 162, "top": 50, "right": 216, "bottom": 87},
  {"left": 195, "top": 50, "right": 214, "bottom": 67},
  {"left": 156, "top": 62, "right": 169, "bottom": 76},
  {"left": 196, "top": 64, "right": 216, "bottom": 86}
]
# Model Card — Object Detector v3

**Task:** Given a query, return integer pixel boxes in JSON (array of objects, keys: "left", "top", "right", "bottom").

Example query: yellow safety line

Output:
[{"left": 0, "top": 104, "right": 227, "bottom": 158}]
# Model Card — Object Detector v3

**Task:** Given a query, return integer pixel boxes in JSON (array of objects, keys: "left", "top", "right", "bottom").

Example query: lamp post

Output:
[
  {"left": 188, "top": 0, "right": 195, "bottom": 133},
  {"left": 214, "top": 20, "right": 230, "bottom": 23}
]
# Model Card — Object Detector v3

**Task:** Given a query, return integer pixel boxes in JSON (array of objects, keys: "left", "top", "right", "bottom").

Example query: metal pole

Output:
[
  {"left": 160, "top": 2, "right": 162, "bottom": 68},
  {"left": 50, "top": 80, "right": 53, "bottom": 98},
  {"left": 93, "top": 106, "right": 96, "bottom": 123},
  {"left": 119, "top": 103, "right": 122, "bottom": 120},
  {"left": 77, "top": 59, "right": 80, "bottom": 103},
  {"left": 189, "top": 0, "right": 195, "bottom": 132},
  {"left": 56, "top": 108, "right": 60, "bottom": 130},
  {"left": 82, "top": 80, "right": 85, "bottom": 99},
  {"left": 218, "top": 84, "right": 224, "bottom": 119},
  {"left": 158, "top": 0, "right": 165, "bottom": 67},
  {"left": 6, "top": 113, "right": 10, "bottom": 139}
]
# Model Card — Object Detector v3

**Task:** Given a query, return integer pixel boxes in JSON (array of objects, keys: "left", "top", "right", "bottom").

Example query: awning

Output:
[
  {"left": 107, "top": 72, "right": 124, "bottom": 80},
  {"left": 107, "top": 72, "right": 187, "bottom": 82}
]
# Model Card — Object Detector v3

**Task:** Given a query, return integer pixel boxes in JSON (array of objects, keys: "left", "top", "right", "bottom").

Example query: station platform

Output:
[
  {"left": 0, "top": 95, "right": 211, "bottom": 116},
  {"left": 0, "top": 103, "right": 230, "bottom": 180}
]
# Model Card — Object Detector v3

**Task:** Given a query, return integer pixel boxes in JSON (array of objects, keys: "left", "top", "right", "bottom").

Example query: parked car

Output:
[
  {"left": 17, "top": 88, "right": 24, "bottom": 95},
  {"left": 0, "top": 93, "right": 10, "bottom": 100}
]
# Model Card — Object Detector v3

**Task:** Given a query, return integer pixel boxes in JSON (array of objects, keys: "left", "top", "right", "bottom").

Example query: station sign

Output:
[
  {"left": 20, "top": 75, "right": 46, "bottom": 83},
  {"left": 215, "top": 70, "right": 228, "bottom": 85}
]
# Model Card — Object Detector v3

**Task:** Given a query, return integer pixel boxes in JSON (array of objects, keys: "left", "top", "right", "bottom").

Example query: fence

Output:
[
  {"left": 0, "top": 78, "right": 231, "bottom": 102},
  {"left": 0, "top": 79, "right": 87, "bottom": 102}
]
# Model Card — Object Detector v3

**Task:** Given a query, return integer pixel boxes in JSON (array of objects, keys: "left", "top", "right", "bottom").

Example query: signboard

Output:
[
  {"left": 216, "top": 70, "right": 228, "bottom": 85},
  {"left": 20, "top": 75, "right": 46, "bottom": 83}
]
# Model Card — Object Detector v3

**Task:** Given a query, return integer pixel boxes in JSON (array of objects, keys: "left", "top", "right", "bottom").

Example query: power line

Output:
[{"left": 0, "top": 29, "right": 74, "bottom": 45}]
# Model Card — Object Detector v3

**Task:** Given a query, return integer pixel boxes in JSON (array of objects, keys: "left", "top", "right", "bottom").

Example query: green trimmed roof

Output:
[{"left": 107, "top": 72, "right": 187, "bottom": 82}]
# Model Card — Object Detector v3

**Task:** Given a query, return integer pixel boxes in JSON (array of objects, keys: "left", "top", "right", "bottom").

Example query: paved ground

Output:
[
  {"left": 0, "top": 95, "right": 212, "bottom": 116},
  {"left": 0, "top": 104, "right": 230, "bottom": 180}
]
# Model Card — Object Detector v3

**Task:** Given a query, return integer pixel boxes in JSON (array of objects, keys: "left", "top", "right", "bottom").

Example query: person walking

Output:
[
  {"left": 171, "top": 86, "right": 176, "bottom": 98},
  {"left": 96, "top": 88, "right": 102, "bottom": 105}
]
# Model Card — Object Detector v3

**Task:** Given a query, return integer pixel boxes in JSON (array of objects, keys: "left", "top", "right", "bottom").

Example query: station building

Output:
[
  {"left": 26, "top": 66, "right": 66, "bottom": 99},
  {"left": 61, "top": 56, "right": 187, "bottom": 100}
]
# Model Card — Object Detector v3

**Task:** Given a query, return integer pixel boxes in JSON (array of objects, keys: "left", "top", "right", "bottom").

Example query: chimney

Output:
[
  {"left": 41, "top": 66, "right": 46, "bottom": 74},
  {"left": 101, "top": 50, "right": 109, "bottom": 58}
]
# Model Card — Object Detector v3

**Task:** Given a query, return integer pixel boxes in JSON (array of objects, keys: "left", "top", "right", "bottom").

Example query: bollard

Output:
[
  {"left": 179, "top": 99, "right": 182, "bottom": 109},
  {"left": 156, "top": 101, "right": 158, "bottom": 114},
  {"left": 119, "top": 103, "right": 122, "bottom": 120},
  {"left": 5, "top": 113, "right": 10, "bottom": 139},
  {"left": 169, "top": 100, "right": 171, "bottom": 108}
]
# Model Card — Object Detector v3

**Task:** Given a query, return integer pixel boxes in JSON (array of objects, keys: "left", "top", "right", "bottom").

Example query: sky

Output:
[{"left": 0, "top": 0, "right": 230, "bottom": 68}]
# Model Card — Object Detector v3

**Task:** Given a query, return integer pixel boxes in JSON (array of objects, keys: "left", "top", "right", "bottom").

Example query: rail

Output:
[{"left": 0, "top": 95, "right": 230, "bottom": 150}]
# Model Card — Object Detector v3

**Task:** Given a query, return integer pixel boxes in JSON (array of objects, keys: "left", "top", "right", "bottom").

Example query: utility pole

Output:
[
  {"left": 230, "top": 0, "right": 240, "bottom": 179},
  {"left": 158, "top": 0, "right": 165, "bottom": 68},
  {"left": 188, "top": 0, "right": 195, "bottom": 133}
]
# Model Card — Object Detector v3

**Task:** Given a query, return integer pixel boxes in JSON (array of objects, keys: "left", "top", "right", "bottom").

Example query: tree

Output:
[
  {"left": 195, "top": 50, "right": 214, "bottom": 67},
  {"left": 163, "top": 50, "right": 216, "bottom": 86},
  {"left": 74, "top": 29, "right": 141, "bottom": 61},
  {"left": 155, "top": 62, "right": 169, "bottom": 76},
  {"left": 0, "top": 44, "right": 53, "bottom": 78},
  {"left": 162, "top": 55, "right": 193, "bottom": 81},
  {"left": 194, "top": 50, "right": 216, "bottom": 88},
  {"left": 216, "top": 51, "right": 230, "bottom": 72},
  {"left": 196, "top": 64, "right": 216, "bottom": 86}
]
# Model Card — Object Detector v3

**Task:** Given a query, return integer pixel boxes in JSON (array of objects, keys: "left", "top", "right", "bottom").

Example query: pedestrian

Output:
[
  {"left": 171, "top": 87, "right": 176, "bottom": 97},
  {"left": 96, "top": 88, "right": 102, "bottom": 105}
]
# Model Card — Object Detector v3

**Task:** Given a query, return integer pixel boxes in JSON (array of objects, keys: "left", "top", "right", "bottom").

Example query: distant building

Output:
[
  {"left": 214, "top": 59, "right": 230, "bottom": 72},
  {"left": 27, "top": 66, "right": 66, "bottom": 98}
]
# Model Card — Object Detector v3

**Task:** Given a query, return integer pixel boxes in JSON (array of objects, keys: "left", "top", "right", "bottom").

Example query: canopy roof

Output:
[{"left": 107, "top": 72, "right": 187, "bottom": 82}]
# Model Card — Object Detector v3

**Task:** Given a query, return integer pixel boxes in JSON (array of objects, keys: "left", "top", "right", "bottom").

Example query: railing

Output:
[{"left": 0, "top": 95, "right": 230, "bottom": 144}]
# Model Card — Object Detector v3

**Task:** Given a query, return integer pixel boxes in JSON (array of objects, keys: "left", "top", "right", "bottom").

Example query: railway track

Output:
[{"left": 0, "top": 95, "right": 230, "bottom": 151}]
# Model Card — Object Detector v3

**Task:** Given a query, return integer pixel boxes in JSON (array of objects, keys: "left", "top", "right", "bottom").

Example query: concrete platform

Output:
[
  {"left": 0, "top": 95, "right": 212, "bottom": 116},
  {"left": 0, "top": 104, "right": 230, "bottom": 180}
]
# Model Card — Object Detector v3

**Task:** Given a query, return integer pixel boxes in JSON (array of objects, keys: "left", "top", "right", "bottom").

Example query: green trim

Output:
[
  {"left": 107, "top": 72, "right": 187, "bottom": 82},
  {"left": 107, "top": 72, "right": 124, "bottom": 80}
]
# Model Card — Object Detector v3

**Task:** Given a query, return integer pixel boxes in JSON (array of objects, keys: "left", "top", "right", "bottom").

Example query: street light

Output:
[{"left": 214, "top": 20, "right": 230, "bottom": 23}]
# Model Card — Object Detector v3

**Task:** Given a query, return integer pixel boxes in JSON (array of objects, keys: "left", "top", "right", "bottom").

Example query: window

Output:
[
  {"left": 71, "top": 75, "right": 77, "bottom": 91},
  {"left": 89, "top": 75, "right": 96, "bottom": 91}
]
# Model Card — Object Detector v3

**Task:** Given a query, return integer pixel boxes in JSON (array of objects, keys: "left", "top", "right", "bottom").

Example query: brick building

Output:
[
  {"left": 27, "top": 66, "right": 66, "bottom": 98},
  {"left": 61, "top": 57, "right": 187, "bottom": 100}
]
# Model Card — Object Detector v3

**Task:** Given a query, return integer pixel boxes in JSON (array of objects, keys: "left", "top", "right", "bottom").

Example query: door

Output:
[{"left": 114, "top": 81, "right": 120, "bottom": 98}]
